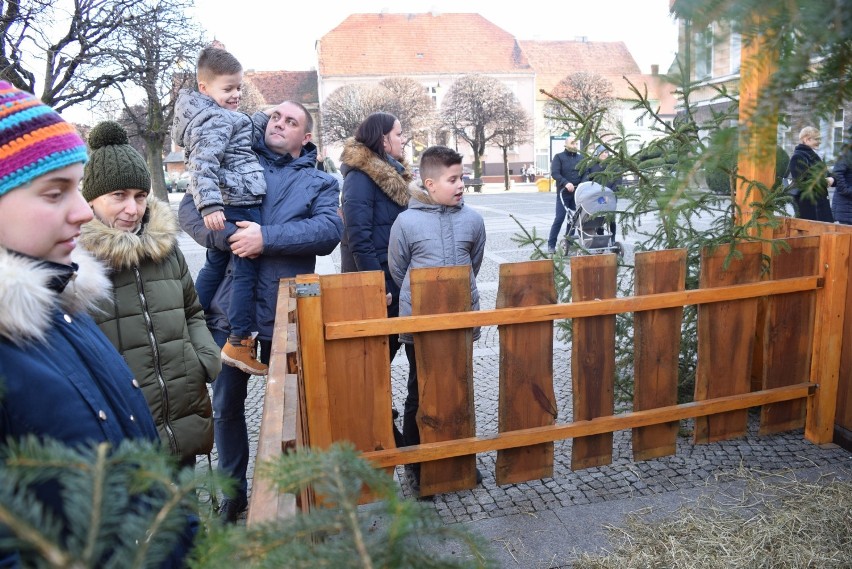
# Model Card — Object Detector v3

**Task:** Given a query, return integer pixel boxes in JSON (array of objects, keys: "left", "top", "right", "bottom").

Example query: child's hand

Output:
[
  {"left": 386, "top": 293, "right": 392, "bottom": 306},
  {"left": 203, "top": 210, "right": 226, "bottom": 231}
]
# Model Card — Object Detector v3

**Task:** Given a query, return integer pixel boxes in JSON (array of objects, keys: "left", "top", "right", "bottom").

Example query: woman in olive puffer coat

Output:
[{"left": 79, "top": 121, "right": 220, "bottom": 467}]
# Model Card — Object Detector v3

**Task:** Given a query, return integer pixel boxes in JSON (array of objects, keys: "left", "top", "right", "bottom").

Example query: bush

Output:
[{"left": 707, "top": 144, "right": 790, "bottom": 195}]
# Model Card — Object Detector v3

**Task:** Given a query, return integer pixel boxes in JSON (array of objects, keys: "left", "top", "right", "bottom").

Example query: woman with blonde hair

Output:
[{"left": 788, "top": 126, "right": 835, "bottom": 222}]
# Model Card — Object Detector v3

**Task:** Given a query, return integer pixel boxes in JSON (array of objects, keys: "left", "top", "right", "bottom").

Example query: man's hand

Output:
[
  {"left": 566, "top": 183, "right": 576, "bottom": 192},
  {"left": 827, "top": 176, "right": 835, "bottom": 187},
  {"left": 229, "top": 220, "right": 264, "bottom": 258},
  {"left": 203, "top": 210, "right": 226, "bottom": 231}
]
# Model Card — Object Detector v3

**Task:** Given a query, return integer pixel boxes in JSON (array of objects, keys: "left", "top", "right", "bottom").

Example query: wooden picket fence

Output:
[{"left": 247, "top": 229, "right": 851, "bottom": 523}]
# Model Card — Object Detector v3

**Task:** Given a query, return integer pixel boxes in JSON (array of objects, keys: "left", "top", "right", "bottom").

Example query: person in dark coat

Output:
[
  {"left": 548, "top": 136, "right": 583, "bottom": 253},
  {"left": 831, "top": 144, "right": 852, "bottom": 224},
  {"left": 788, "top": 126, "right": 835, "bottom": 222},
  {"left": 339, "top": 112, "right": 414, "bottom": 357},
  {"left": 180, "top": 100, "right": 342, "bottom": 523},
  {"left": 339, "top": 112, "right": 413, "bottom": 448},
  {"left": 0, "top": 81, "right": 194, "bottom": 568},
  {"left": 583, "top": 145, "right": 622, "bottom": 244}
]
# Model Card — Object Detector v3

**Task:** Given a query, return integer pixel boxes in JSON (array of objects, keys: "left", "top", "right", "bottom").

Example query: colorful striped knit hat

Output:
[{"left": 0, "top": 81, "right": 88, "bottom": 197}]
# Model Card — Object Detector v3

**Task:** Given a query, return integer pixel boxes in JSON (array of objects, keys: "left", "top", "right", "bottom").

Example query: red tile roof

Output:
[
  {"left": 518, "top": 40, "right": 641, "bottom": 98},
  {"left": 244, "top": 70, "right": 318, "bottom": 106},
  {"left": 318, "top": 13, "right": 531, "bottom": 76}
]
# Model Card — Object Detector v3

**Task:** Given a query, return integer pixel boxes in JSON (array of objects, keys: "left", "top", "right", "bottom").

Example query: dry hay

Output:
[{"left": 572, "top": 467, "right": 852, "bottom": 569}]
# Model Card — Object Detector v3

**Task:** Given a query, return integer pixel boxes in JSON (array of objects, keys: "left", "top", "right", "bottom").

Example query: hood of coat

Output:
[
  {"left": 79, "top": 197, "right": 178, "bottom": 271},
  {"left": 0, "top": 247, "right": 112, "bottom": 345},
  {"left": 407, "top": 180, "right": 464, "bottom": 210},
  {"left": 341, "top": 138, "right": 413, "bottom": 207}
]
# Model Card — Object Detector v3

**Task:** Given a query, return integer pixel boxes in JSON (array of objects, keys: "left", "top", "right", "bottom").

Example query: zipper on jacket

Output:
[{"left": 133, "top": 265, "right": 179, "bottom": 455}]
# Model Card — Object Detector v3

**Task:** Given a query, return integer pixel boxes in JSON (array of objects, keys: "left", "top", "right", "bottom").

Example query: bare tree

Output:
[
  {"left": 0, "top": 0, "right": 142, "bottom": 111},
  {"left": 239, "top": 77, "right": 266, "bottom": 115},
  {"left": 320, "top": 84, "right": 383, "bottom": 145},
  {"left": 492, "top": 103, "right": 533, "bottom": 191},
  {"left": 440, "top": 74, "right": 519, "bottom": 179},
  {"left": 107, "top": 0, "right": 204, "bottom": 200},
  {"left": 320, "top": 77, "right": 435, "bottom": 150},
  {"left": 377, "top": 76, "right": 435, "bottom": 149},
  {"left": 544, "top": 71, "right": 615, "bottom": 148}
]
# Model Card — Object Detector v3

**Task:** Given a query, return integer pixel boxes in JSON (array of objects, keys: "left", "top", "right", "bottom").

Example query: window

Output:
[
  {"left": 832, "top": 108, "right": 845, "bottom": 160},
  {"left": 777, "top": 113, "right": 793, "bottom": 155},
  {"left": 694, "top": 25, "right": 714, "bottom": 80},
  {"left": 730, "top": 30, "right": 741, "bottom": 74}
]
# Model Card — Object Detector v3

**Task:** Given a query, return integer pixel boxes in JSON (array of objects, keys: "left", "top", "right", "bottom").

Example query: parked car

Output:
[{"left": 174, "top": 172, "right": 190, "bottom": 192}]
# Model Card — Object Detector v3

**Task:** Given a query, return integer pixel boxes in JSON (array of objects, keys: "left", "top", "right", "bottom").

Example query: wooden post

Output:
[
  {"left": 735, "top": 14, "right": 779, "bottom": 232},
  {"left": 295, "top": 274, "right": 333, "bottom": 450},
  {"left": 806, "top": 232, "right": 850, "bottom": 443},
  {"left": 411, "top": 266, "right": 477, "bottom": 496},
  {"left": 694, "top": 242, "right": 762, "bottom": 443},
  {"left": 759, "top": 236, "right": 819, "bottom": 435},
  {"left": 633, "top": 249, "right": 686, "bottom": 460},
  {"left": 496, "top": 260, "right": 557, "bottom": 485},
  {"left": 570, "top": 253, "right": 617, "bottom": 470}
]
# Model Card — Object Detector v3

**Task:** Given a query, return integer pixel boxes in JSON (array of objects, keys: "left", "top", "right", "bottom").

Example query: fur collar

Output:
[
  {"left": 0, "top": 247, "right": 112, "bottom": 346},
  {"left": 78, "top": 198, "right": 178, "bottom": 271},
  {"left": 340, "top": 138, "right": 413, "bottom": 207}
]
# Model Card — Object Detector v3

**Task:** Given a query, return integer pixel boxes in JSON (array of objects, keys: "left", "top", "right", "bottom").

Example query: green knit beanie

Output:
[{"left": 82, "top": 121, "right": 151, "bottom": 202}]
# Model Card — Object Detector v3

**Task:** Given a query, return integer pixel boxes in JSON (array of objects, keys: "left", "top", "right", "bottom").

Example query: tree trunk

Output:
[
  {"left": 145, "top": 140, "right": 168, "bottom": 202},
  {"left": 502, "top": 146, "right": 510, "bottom": 191}
]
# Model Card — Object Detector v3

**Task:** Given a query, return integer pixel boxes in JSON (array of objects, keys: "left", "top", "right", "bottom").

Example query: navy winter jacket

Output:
[
  {"left": 338, "top": 138, "right": 413, "bottom": 316},
  {"left": 0, "top": 248, "right": 196, "bottom": 568},
  {"left": 551, "top": 150, "right": 583, "bottom": 190}
]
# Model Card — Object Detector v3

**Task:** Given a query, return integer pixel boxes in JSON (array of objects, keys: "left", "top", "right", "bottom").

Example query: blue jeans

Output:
[
  {"left": 547, "top": 189, "right": 576, "bottom": 249},
  {"left": 210, "top": 329, "right": 270, "bottom": 505},
  {"left": 194, "top": 205, "right": 261, "bottom": 337}
]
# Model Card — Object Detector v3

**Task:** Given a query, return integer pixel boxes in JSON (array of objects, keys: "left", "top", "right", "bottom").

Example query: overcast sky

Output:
[{"left": 192, "top": 0, "right": 679, "bottom": 75}]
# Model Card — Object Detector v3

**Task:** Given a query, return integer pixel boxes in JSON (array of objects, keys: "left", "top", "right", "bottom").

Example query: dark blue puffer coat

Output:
[{"left": 338, "top": 138, "right": 413, "bottom": 316}]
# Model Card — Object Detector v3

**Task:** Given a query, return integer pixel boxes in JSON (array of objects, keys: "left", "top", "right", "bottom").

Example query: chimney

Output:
[{"left": 651, "top": 64, "right": 659, "bottom": 76}]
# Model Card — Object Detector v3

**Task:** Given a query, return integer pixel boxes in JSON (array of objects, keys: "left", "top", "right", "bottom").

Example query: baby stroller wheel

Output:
[
  {"left": 561, "top": 235, "right": 576, "bottom": 256},
  {"left": 612, "top": 241, "right": 624, "bottom": 258}
]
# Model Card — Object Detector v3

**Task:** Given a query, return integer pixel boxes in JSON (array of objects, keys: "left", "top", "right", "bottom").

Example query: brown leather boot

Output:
[{"left": 221, "top": 336, "right": 268, "bottom": 376}]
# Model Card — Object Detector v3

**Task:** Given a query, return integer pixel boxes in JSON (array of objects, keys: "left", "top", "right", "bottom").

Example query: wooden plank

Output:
[
  {"left": 318, "top": 272, "right": 394, "bottom": 454},
  {"left": 496, "top": 260, "right": 557, "bottom": 485},
  {"left": 295, "top": 274, "right": 333, "bottom": 450},
  {"left": 249, "top": 280, "right": 298, "bottom": 525},
  {"left": 694, "top": 242, "right": 762, "bottom": 444},
  {"left": 325, "top": 276, "right": 821, "bottom": 339},
  {"left": 734, "top": 12, "right": 777, "bottom": 232},
  {"left": 571, "top": 254, "right": 616, "bottom": 470},
  {"left": 411, "top": 266, "right": 477, "bottom": 496},
  {"left": 837, "top": 235, "right": 852, "bottom": 438},
  {"left": 806, "top": 232, "right": 850, "bottom": 443},
  {"left": 362, "top": 383, "right": 814, "bottom": 468},
  {"left": 633, "top": 249, "right": 686, "bottom": 460},
  {"left": 760, "top": 236, "right": 819, "bottom": 434}
]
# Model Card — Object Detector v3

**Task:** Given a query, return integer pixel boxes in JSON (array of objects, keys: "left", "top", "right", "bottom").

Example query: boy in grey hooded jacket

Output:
[
  {"left": 388, "top": 146, "right": 486, "bottom": 493},
  {"left": 172, "top": 46, "right": 267, "bottom": 376}
]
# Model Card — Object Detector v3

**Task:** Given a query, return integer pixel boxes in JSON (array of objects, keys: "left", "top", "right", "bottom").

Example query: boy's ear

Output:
[
  {"left": 423, "top": 177, "right": 435, "bottom": 191},
  {"left": 197, "top": 80, "right": 208, "bottom": 95}
]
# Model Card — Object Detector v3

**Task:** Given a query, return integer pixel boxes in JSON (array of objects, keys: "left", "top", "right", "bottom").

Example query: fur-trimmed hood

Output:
[
  {"left": 0, "top": 247, "right": 112, "bottom": 345},
  {"left": 340, "top": 138, "right": 413, "bottom": 207},
  {"left": 78, "top": 197, "right": 178, "bottom": 271}
]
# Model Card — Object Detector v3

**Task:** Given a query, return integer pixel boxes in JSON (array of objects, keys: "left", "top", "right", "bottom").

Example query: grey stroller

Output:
[{"left": 561, "top": 181, "right": 623, "bottom": 256}]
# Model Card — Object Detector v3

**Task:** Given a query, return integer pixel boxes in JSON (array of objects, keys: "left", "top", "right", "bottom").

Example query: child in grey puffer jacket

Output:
[{"left": 171, "top": 45, "right": 268, "bottom": 376}]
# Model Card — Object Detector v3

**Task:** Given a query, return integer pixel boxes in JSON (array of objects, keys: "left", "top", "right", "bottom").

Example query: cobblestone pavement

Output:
[{"left": 171, "top": 187, "right": 852, "bottom": 563}]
